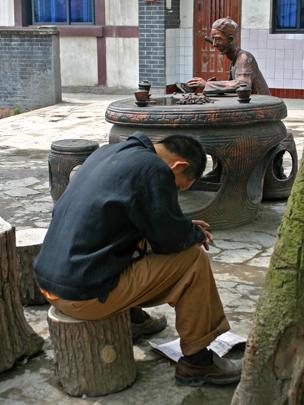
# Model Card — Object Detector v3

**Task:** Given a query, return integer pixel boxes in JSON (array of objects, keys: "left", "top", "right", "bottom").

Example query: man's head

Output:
[
  {"left": 210, "top": 17, "right": 238, "bottom": 54},
  {"left": 155, "top": 135, "right": 206, "bottom": 191}
]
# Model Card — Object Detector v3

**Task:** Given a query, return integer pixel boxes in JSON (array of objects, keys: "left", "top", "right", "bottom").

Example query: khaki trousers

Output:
[{"left": 47, "top": 244, "right": 230, "bottom": 356}]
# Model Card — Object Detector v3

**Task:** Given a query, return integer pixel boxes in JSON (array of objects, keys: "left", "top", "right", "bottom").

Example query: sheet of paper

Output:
[{"left": 149, "top": 331, "right": 246, "bottom": 362}]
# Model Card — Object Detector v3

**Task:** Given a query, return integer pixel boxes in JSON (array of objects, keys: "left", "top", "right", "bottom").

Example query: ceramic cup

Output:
[{"left": 134, "top": 89, "right": 149, "bottom": 102}]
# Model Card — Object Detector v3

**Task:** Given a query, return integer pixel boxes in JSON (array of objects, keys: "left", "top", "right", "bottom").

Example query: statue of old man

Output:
[
  {"left": 187, "top": 17, "right": 297, "bottom": 198},
  {"left": 187, "top": 17, "right": 270, "bottom": 95}
]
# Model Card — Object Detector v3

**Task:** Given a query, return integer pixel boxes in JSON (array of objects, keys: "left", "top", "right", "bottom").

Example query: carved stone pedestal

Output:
[{"left": 47, "top": 306, "right": 136, "bottom": 397}]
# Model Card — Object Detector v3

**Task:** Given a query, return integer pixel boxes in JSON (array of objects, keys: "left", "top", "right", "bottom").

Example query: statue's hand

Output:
[{"left": 187, "top": 77, "right": 206, "bottom": 89}]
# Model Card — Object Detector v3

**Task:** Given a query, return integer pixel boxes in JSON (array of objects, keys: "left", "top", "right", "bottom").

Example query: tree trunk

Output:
[
  {"left": 0, "top": 218, "right": 44, "bottom": 373},
  {"left": 47, "top": 306, "right": 137, "bottom": 397},
  {"left": 16, "top": 228, "right": 47, "bottom": 305},
  {"left": 231, "top": 154, "right": 304, "bottom": 405}
]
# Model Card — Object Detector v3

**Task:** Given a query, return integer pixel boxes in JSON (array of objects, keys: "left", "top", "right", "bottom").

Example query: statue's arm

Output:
[
  {"left": 203, "top": 52, "right": 254, "bottom": 94},
  {"left": 203, "top": 79, "right": 241, "bottom": 94}
]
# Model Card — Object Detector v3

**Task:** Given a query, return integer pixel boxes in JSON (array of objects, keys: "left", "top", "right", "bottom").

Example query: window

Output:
[
  {"left": 32, "top": 0, "right": 95, "bottom": 25},
  {"left": 273, "top": 0, "right": 304, "bottom": 31}
]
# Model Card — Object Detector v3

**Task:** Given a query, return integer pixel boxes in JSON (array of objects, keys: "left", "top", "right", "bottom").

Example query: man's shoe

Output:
[
  {"left": 175, "top": 352, "right": 242, "bottom": 386},
  {"left": 132, "top": 314, "right": 167, "bottom": 342}
]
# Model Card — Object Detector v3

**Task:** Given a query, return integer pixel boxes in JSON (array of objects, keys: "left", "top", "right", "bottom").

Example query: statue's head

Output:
[
  {"left": 211, "top": 17, "right": 239, "bottom": 39},
  {"left": 210, "top": 17, "right": 238, "bottom": 54}
]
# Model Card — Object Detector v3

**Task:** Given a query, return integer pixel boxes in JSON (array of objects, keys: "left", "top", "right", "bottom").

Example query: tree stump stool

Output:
[
  {"left": 48, "top": 139, "right": 99, "bottom": 202},
  {"left": 0, "top": 218, "right": 44, "bottom": 373},
  {"left": 47, "top": 306, "right": 136, "bottom": 397},
  {"left": 263, "top": 131, "right": 298, "bottom": 200},
  {"left": 16, "top": 228, "right": 48, "bottom": 306}
]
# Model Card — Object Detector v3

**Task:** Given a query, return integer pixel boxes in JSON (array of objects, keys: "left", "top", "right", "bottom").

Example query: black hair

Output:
[{"left": 158, "top": 134, "right": 206, "bottom": 180}]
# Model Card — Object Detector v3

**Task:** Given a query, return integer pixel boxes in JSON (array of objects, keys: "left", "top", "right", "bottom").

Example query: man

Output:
[
  {"left": 34, "top": 132, "right": 241, "bottom": 386},
  {"left": 187, "top": 17, "right": 270, "bottom": 96}
]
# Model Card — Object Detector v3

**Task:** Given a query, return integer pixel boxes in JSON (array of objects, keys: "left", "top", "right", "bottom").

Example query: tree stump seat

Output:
[
  {"left": 47, "top": 306, "right": 137, "bottom": 397},
  {"left": 16, "top": 228, "right": 48, "bottom": 306},
  {"left": 0, "top": 218, "right": 44, "bottom": 373}
]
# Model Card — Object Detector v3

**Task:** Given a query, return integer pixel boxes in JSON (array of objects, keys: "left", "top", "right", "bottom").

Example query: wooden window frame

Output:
[
  {"left": 31, "top": 0, "right": 96, "bottom": 26},
  {"left": 272, "top": 0, "right": 304, "bottom": 33}
]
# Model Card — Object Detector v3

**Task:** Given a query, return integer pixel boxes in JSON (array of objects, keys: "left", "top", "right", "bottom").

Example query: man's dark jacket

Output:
[{"left": 34, "top": 133, "right": 204, "bottom": 302}]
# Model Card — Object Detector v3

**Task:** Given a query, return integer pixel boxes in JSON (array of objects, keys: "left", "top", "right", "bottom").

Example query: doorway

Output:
[{"left": 193, "top": 0, "right": 241, "bottom": 80}]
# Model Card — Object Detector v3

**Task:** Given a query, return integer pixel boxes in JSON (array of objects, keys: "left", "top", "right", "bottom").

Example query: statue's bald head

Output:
[{"left": 211, "top": 17, "right": 238, "bottom": 39}]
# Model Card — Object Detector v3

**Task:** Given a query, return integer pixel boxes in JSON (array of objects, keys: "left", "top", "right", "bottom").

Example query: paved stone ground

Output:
[{"left": 0, "top": 94, "right": 303, "bottom": 405}]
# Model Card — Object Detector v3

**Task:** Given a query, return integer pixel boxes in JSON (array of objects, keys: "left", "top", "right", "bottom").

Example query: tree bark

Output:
[
  {"left": 0, "top": 219, "right": 44, "bottom": 373},
  {"left": 231, "top": 154, "right": 304, "bottom": 405},
  {"left": 47, "top": 306, "right": 137, "bottom": 397},
  {"left": 16, "top": 228, "right": 47, "bottom": 305}
]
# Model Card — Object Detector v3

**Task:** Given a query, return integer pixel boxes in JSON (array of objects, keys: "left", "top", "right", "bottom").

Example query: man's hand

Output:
[
  {"left": 192, "top": 220, "right": 214, "bottom": 251},
  {"left": 187, "top": 77, "right": 206, "bottom": 89}
]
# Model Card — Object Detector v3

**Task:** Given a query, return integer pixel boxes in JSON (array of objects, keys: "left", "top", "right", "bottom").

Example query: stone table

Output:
[{"left": 106, "top": 94, "right": 287, "bottom": 229}]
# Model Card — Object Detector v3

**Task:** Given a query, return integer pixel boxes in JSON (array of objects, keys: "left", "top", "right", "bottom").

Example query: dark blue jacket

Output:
[{"left": 34, "top": 133, "right": 204, "bottom": 301}]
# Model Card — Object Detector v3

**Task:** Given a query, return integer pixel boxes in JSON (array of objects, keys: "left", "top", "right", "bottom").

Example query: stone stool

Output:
[
  {"left": 16, "top": 228, "right": 48, "bottom": 306},
  {"left": 47, "top": 306, "right": 136, "bottom": 397},
  {"left": 48, "top": 139, "right": 99, "bottom": 202},
  {"left": 263, "top": 131, "right": 298, "bottom": 200}
]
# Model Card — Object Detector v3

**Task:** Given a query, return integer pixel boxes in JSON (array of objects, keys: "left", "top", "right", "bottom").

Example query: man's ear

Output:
[
  {"left": 228, "top": 35, "right": 234, "bottom": 43},
  {"left": 170, "top": 160, "right": 190, "bottom": 173}
]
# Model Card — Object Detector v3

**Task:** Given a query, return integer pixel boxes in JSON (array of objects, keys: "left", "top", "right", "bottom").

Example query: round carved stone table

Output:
[{"left": 105, "top": 95, "right": 287, "bottom": 229}]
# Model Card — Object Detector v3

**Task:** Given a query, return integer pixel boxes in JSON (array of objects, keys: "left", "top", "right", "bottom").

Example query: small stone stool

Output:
[
  {"left": 48, "top": 139, "right": 99, "bottom": 202},
  {"left": 47, "top": 306, "right": 137, "bottom": 397},
  {"left": 263, "top": 131, "right": 298, "bottom": 200},
  {"left": 16, "top": 228, "right": 48, "bottom": 306}
]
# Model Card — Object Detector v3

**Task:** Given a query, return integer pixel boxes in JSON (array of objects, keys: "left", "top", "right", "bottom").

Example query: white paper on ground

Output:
[{"left": 149, "top": 331, "right": 246, "bottom": 362}]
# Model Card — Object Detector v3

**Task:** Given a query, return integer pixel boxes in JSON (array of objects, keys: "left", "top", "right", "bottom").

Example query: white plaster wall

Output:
[
  {"left": 180, "top": 0, "right": 193, "bottom": 28},
  {"left": 166, "top": 1, "right": 194, "bottom": 84},
  {"left": 60, "top": 37, "right": 98, "bottom": 86},
  {"left": 241, "top": 0, "right": 271, "bottom": 29},
  {"left": 241, "top": 29, "right": 304, "bottom": 89},
  {"left": 106, "top": 38, "right": 138, "bottom": 88},
  {"left": 105, "top": 0, "right": 138, "bottom": 26},
  {"left": 166, "top": 28, "right": 193, "bottom": 84},
  {"left": 0, "top": 0, "right": 15, "bottom": 26}
]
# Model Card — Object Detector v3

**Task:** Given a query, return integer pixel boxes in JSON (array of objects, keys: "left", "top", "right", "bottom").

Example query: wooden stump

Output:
[
  {"left": 47, "top": 306, "right": 137, "bottom": 397},
  {"left": 0, "top": 218, "right": 44, "bottom": 373},
  {"left": 16, "top": 228, "right": 48, "bottom": 305}
]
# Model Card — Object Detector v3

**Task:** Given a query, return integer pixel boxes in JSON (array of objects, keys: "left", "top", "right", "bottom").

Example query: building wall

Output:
[
  {"left": 241, "top": 0, "right": 304, "bottom": 90},
  {"left": 242, "top": 0, "right": 270, "bottom": 29},
  {"left": 166, "top": 0, "right": 180, "bottom": 28},
  {"left": 105, "top": 0, "right": 139, "bottom": 88},
  {"left": 139, "top": 0, "right": 166, "bottom": 87},
  {"left": 60, "top": 37, "right": 98, "bottom": 86},
  {"left": 0, "top": 0, "right": 15, "bottom": 26},
  {"left": 0, "top": 28, "right": 61, "bottom": 110},
  {"left": 241, "top": 0, "right": 304, "bottom": 89},
  {"left": 0, "top": 0, "right": 15, "bottom": 27},
  {"left": 166, "top": 0, "right": 193, "bottom": 84},
  {"left": 106, "top": 38, "right": 139, "bottom": 87},
  {"left": 105, "top": 0, "right": 138, "bottom": 25}
]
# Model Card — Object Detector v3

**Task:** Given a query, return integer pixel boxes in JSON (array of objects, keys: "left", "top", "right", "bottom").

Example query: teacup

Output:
[{"left": 134, "top": 90, "right": 149, "bottom": 102}]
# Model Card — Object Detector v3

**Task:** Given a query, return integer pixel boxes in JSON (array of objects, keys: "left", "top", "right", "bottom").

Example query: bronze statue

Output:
[{"left": 188, "top": 17, "right": 270, "bottom": 95}]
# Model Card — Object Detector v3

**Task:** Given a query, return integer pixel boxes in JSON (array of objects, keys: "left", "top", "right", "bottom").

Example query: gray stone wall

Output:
[
  {"left": 139, "top": 0, "right": 166, "bottom": 88},
  {"left": 0, "top": 27, "right": 61, "bottom": 111}
]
